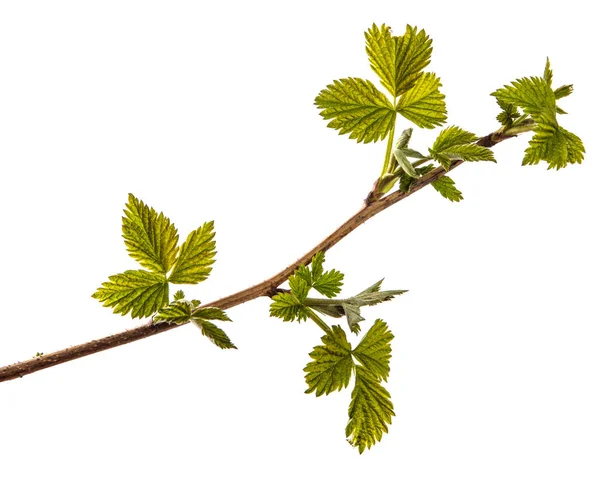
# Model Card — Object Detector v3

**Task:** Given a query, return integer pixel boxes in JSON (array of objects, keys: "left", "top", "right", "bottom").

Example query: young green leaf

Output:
[
  {"left": 492, "top": 76, "right": 556, "bottom": 122},
  {"left": 192, "top": 320, "right": 237, "bottom": 349},
  {"left": 173, "top": 290, "right": 185, "bottom": 301},
  {"left": 431, "top": 175, "right": 463, "bottom": 202},
  {"left": 396, "top": 72, "right": 447, "bottom": 128},
  {"left": 313, "top": 269, "right": 344, "bottom": 298},
  {"left": 365, "top": 24, "right": 433, "bottom": 98},
  {"left": 314, "top": 77, "right": 396, "bottom": 143},
  {"left": 496, "top": 99, "right": 521, "bottom": 127},
  {"left": 346, "top": 365, "right": 395, "bottom": 454},
  {"left": 289, "top": 274, "right": 310, "bottom": 302},
  {"left": 168, "top": 221, "right": 216, "bottom": 284},
  {"left": 523, "top": 124, "right": 585, "bottom": 169},
  {"left": 270, "top": 292, "right": 311, "bottom": 322},
  {"left": 352, "top": 319, "right": 393, "bottom": 381},
  {"left": 153, "top": 300, "right": 192, "bottom": 324},
  {"left": 92, "top": 270, "right": 169, "bottom": 319},
  {"left": 192, "top": 307, "right": 232, "bottom": 322},
  {"left": 307, "top": 279, "right": 407, "bottom": 333},
  {"left": 492, "top": 61, "right": 585, "bottom": 169},
  {"left": 393, "top": 147, "right": 418, "bottom": 178},
  {"left": 429, "top": 126, "right": 495, "bottom": 169},
  {"left": 364, "top": 24, "right": 398, "bottom": 98},
  {"left": 543, "top": 57, "right": 553, "bottom": 86},
  {"left": 122, "top": 193, "right": 179, "bottom": 274},
  {"left": 292, "top": 252, "right": 344, "bottom": 298},
  {"left": 304, "top": 325, "right": 354, "bottom": 397},
  {"left": 554, "top": 84, "right": 573, "bottom": 100}
]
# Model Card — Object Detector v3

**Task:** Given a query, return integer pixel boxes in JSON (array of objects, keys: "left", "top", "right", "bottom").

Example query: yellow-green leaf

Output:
[{"left": 169, "top": 221, "right": 216, "bottom": 284}]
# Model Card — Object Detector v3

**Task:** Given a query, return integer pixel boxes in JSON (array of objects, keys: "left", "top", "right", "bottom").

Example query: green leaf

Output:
[
  {"left": 192, "top": 320, "right": 237, "bottom": 349},
  {"left": 270, "top": 292, "right": 311, "bottom": 322},
  {"left": 364, "top": 24, "right": 398, "bottom": 98},
  {"left": 393, "top": 25, "right": 433, "bottom": 95},
  {"left": 346, "top": 365, "right": 394, "bottom": 454},
  {"left": 395, "top": 128, "right": 413, "bottom": 149},
  {"left": 168, "top": 221, "right": 216, "bottom": 284},
  {"left": 289, "top": 274, "right": 310, "bottom": 302},
  {"left": 393, "top": 147, "right": 418, "bottom": 178},
  {"left": 193, "top": 307, "right": 232, "bottom": 322},
  {"left": 293, "top": 252, "right": 344, "bottom": 299},
  {"left": 173, "top": 290, "right": 185, "bottom": 301},
  {"left": 153, "top": 300, "right": 192, "bottom": 325},
  {"left": 523, "top": 124, "right": 585, "bottom": 169},
  {"left": 554, "top": 84, "right": 573, "bottom": 100},
  {"left": 496, "top": 99, "right": 521, "bottom": 127},
  {"left": 352, "top": 320, "right": 394, "bottom": 381},
  {"left": 431, "top": 175, "right": 463, "bottom": 202},
  {"left": 308, "top": 280, "right": 407, "bottom": 334},
  {"left": 492, "top": 76, "right": 556, "bottom": 123},
  {"left": 304, "top": 325, "right": 354, "bottom": 397},
  {"left": 313, "top": 269, "right": 344, "bottom": 298},
  {"left": 122, "top": 193, "right": 179, "bottom": 274},
  {"left": 92, "top": 270, "right": 169, "bottom": 319},
  {"left": 543, "top": 57, "right": 553, "bottom": 87},
  {"left": 365, "top": 24, "right": 433, "bottom": 98},
  {"left": 314, "top": 77, "right": 396, "bottom": 143},
  {"left": 396, "top": 72, "right": 447, "bottom": 128},
  {"left": 429, "top": 126, "right": 495, "bottom": 169}
]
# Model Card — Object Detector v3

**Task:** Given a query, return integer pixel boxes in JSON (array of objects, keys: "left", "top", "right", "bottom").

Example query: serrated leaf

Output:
[
  {"left": 394, "top": 25, "right": 433, "bottom": 95},
  {"left": 495, "top": 98, "right": 521, "bottom": 127},
  {"left": 492, "top": 76, "right": 556, "bottom": 123},
  {"left": 173, "top": 290, "right": 185, "bottom": 301},
  {"left": 293, "top": 252, "right": 344, "bottom": 299},
  {"left": 289, "top": 274, "right": 310, "bottom": 302},
  {"left": 396, "top": 72, "right": 447, "bottom": 128},
  {"left": 346, "top": 366, "right": 394, "bottom": 454},
  {"left": 431, "top": 175, "right": 463, "bottom": 202},
  {"left": 270, "top": 292, "right": 311, "bottom": 322},
  {"left": 315, "top": 77, "right": 395, "bottom": 143},
  {"left": 364, "top": 24, "right": 433, "bottom": 98},
  {"left": 92, "top": 270, "right": 169, "bottom": 319},
  {"left": 523, "top": 124, "right": 585, "bottom": 169},
  {"left": 352, "top": 320, "right": 394, "bottom": 381},
  {"left": 304, "top": 325, "right": 354, "bottom": 397},
  {"left": 544, "top": 57, "right": 553, "bottom": 87},
  {"left": 122, "top": 194, "right": 179, "bottom": 274},
  {"left": 313, "top": 269, "right": 344, "bottom": 298},
  {"left": 310, "top": 251, "right": 326, "bottom": 280},
  {"left": 153, "top": 300, "right": 192, "bottom": 325},
  {"left": 429, "top": 126, "right": 495, "bottom": 169},
  {"left": 192, "top": 320, "right": 237, "bottom": 349},
  {"left": 364, "top": 24, "right": 398, "bottom": 98},
  {"left": 193, "top": 307, "right": 232, "bottom": 322},
  {"left": 168, "top": 221, "right": 216, "bottom": 284}
]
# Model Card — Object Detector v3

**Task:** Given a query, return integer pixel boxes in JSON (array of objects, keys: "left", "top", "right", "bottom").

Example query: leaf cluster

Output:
[
  {"left": 270, "top": 253, "right": 405, "bottom": 452},
  {"left": 315, "top": 24, "right": 447, "bottom": 143},
  {"left": 304, "top": 319, "right": 395, "bottom": 453},
  {"left": 92, "top": 194, "right": 235, "bottom": 348},
  {"left": 492, "top": 58, "right": 584, "bottom": 169}
]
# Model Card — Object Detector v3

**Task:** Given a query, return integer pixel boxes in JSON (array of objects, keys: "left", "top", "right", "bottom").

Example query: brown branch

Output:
[{"left": 0, "top": 131, "right": 510, "bottom": 383}]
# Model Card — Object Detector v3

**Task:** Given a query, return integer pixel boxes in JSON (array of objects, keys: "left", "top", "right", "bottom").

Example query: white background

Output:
[{"left": 1, "top": 1, "right": 598, "bottom": 480}]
